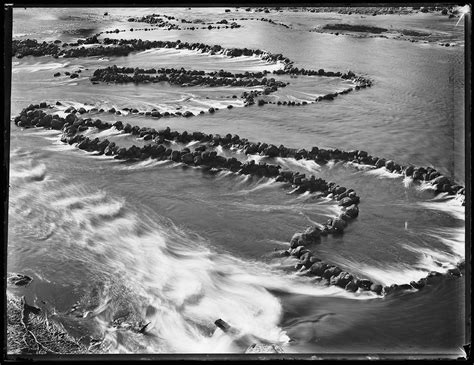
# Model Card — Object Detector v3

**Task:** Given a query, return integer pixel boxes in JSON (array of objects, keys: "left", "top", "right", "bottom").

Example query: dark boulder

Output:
[
  {"left": 65, "top": 113, "right": 77, "bottom": 124},
  {"left": 323, "top": 266, "right": 342, "bottom": 280},
  {"left": 309, "top": 262, "right": 328, "bottom": 276},
  {"left": 96, "top": 139, "right": 110, "bottom": 154},
  {"left": 104, "top": 142, "right": 117, "bottom": 155},
  {"left": 375, "top": 158, "right": 386, "bottom": 168},
  {"left": 51, "top": 118, "right": 66, "bottom": 130},
  {"left": 171, "top": 150, "right": 181, "bottom": 162},
  {"left": 290, "top": 233, "right": 304, "bottom": 249},
  {"left": 115, "top": 147, "right": 128, "bottom": 159},
  {"left": 303, "top": 226, "right": 322, "bottom": 241},
  {"left": 345, "top": 280, "right": 358, "bottom": 292},
  {"left": 331, "top": 272, "right": 353, "bottom": 287},
  {"left": 334, "top": 186, "right": 346, "bottom": 195},
  {"left": 355, "top": 279, "right": 373, "bottom": 290},
  {"left": 264, "top": 144, "right": 280, "bottom": 157},
  {"left": 113, "top": 121, "right": 124, "bottom": 130},
  {"left": 385, "top": 160, "right": 395, "bottom": 171},
  {"left": 344, "top": 204, "right": 359, "bottom": 219},
  {"left": 181, "top": 153, "right": 194, "bottom": 164},
  {"left": 338, "top": 196, "right": 359, "bottom": 207},
  {"left": 244, "top": 143, "right": 259, "bottom": 155},
  {"left": 404, "top": 165, "right": 415, "bottom": 176},
  {"left": 123, "top": 123, "right": 132, "bottom": 133},
  {"left": 432, "top": 175, "right": 450, "bottom": 187},
  {"left": 411, "top": 278, "right": 427, "bottom": 289},
  {"left": 370, "top": 283, "right": 383, "bottom": 294},
  {"left": 299, "top": 252, "right": 314, "bottom": 268},
  {"left": 290, "top": 246, "right": 308, "bottom": 258},
  {"left": 330, "top": 218, "right": 346, "bottom": 232}
]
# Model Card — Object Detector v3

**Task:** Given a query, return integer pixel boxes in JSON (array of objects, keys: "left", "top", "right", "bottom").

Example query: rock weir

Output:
[
  {"left": 90, "top": 65, "right": 287, "bottom": 89},
  {"left": 12, "top": 37, "right": 372, "bottom": 86},
  {"left": 11, "top": 103, "right": 465, "bottom": 296}
]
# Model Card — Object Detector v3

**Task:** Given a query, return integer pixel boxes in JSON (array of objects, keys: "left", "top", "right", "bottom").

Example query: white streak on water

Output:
[
  {"left": 345, "top": 161, "right": 375, "bottom": 171},
  {"left": 415, "top": 180, "right": 436, "bottom": 191},
  {"left": 420, "top": 227, "right": 465, "bottom": 259},
  {"left": 403, "top": 176, "right": 412, "bottom": 188},
  {"left": 418, "top": 198, "right": 465, "bottom": 221},
  {"left": 10, "top": 163, "right": 47, "bottom": 182},
  {"left": 275, "top": 157, "right": 321, "bottom": 175},
  {"left": 365, "top": 167, "right": 402, "bottom": 179},
  {"left": 355, "top": 263, "right": 432, "bottom": 286},
  {"left": 12, "top": 61, "right": 69, "bottom": 73},
  {"left": 116, "top": 158, "right": 173, "bottom": 171},
  {"left": 233, "top": 178, "right": 277, "bottom": 195}
]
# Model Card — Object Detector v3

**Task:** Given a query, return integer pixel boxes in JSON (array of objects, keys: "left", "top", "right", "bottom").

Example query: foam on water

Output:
[
  {"left": 276, "top": 157, "right": 321, "bottom": 175},
  {"left": 403, "top": 175, "right": 413, "bottom": 188},
  {"left": 233, "top": 177, "right": 277, "bottom": 195},
  {"left": 342, "top": 223, "right": 464, "bottom": 286},
  {"left": 401, "top": 244, "right": 460, "bottom": 273},
  {"left": 113, "top": 158, "right": 172, "bottom": 171},
  {"left": 415, "top": 180, "right": 436, "bottom": 191},
  {"left": 418, "top": 198, "right": 465, "bottom": 221},
  {"left": 354, "top": 263, "right": 432, "bottom": 286},
  {"left": 215, "top": 170, "right": 234, "bottom": 179},
  {"left": 245, "top": 154, "right": 266, "bottom": 164},
  {"left": 420, "top": 226, "right": 465, "bottom": 259},
  {"left": 92, "top": 126, "right": 125, "bottom": 139},
  {"left": 9, "top": 161, "right": 48, "bottom": 183},
  {"left": 73, "top": 215, "right": 291, "bottom": 352},
  {"left": 10, "top": 162, "right": 384, "bottom": 352},
  {"left": 185, "top": 140, "right": 200, "bottom": 148},
  {"left": 12, "top": 61, "right": 70, "bottom": 73},
  {"left": 345, "top": 161, "right": 376, "bottom": 171},
  {"left": 265, "top": 239, "right": 290, "bottom": 246},
  {"left": 30, "top": 128, "right": 63, "bottom": 137},
  {"left": 42, "top": 143, "right": 78, "bottom": 152},
  {"left": 51, "top": 190, "right": 108, "bottom": 209},
  {"left": 365, "top": 167, "right": 403, "bottom": 179}
]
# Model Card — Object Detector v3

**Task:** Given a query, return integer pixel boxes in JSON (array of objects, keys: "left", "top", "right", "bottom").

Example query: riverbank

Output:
[{"left": 6, "top": 291, "right": 100, "bottom": 355}]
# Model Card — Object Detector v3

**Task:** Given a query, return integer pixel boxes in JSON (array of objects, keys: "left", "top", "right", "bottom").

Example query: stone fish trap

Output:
[{"left": 11, "top": 103, "right": 466, "bottom": 298}]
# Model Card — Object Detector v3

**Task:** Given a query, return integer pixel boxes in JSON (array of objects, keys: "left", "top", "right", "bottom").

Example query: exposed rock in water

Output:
[{"left": 7, "top": 273, "right": 33, "bottom": 287}]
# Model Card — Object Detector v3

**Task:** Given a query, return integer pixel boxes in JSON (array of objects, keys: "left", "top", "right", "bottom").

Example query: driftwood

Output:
[{"left": 214, "top": 319, "right": 285, "bottom": 353}]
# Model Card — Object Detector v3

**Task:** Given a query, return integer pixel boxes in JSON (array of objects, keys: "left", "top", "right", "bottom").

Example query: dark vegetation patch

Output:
[
  {"left": 400, "top": 29, "right": 431, "bottom": 37},
  {"left": 323, "top": 23, "right": 388, "bottom": 34}
]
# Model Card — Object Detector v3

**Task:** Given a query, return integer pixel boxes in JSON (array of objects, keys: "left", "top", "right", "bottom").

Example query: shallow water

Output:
[{"left": 8, "top": 7, "right": 466, "bottom": 356}]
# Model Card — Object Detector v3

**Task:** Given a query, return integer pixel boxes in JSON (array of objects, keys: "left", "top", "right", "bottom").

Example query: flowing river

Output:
[{"left": 8, "top": 7, "right": 466, "bottom": 355}]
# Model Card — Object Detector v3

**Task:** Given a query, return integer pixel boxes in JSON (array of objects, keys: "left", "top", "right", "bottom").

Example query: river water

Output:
[{"left": 8, "top": 7, "right": 466, "bottom": 356}]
